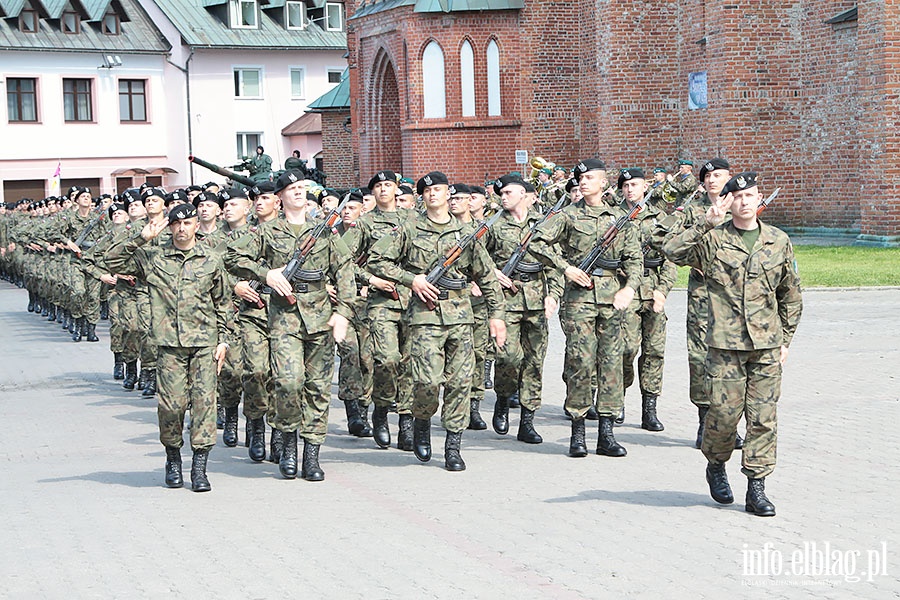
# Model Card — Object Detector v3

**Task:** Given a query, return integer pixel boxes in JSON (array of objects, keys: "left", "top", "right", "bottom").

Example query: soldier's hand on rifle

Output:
[
  {"left": 706, "top": 193, "right": 733, "bottom": 227},
  {"left": 470, "top": 282, "right": 483, "bottom": 297},
  {"left": 234, "top": 281, "right": 260, "bottom": 304},
  {"left": 411, "top": 274, "right": 440, "bottom": 304},
  {"left": 328, "top": 313, "right": 349, "bottom": 344},
  {"left": 215, "top": 343, "right": 228, "bottom": 374},
  {"left": 65, "top": 239, "right": 81, "bottom": 254},
  {"left": 494, "top": 268, "right": 514, "bottom": 290},
  {"left": 326, "top": 283, "right": 337, "bottom": 304},
  {"left": 544, "top": 296, "right": 559, "bottom": 320},
  {"left": 780, "top": 345, "right": 789, "bottom": 365},
  {"left": 368, "top": 275, "right": 395, "bottom": 295},
  {"left": 613, "top": 285, "right": 636, "bottom": 310},
  {"left": 652, "top": 289, "right": 667, "bottom": 313},
  {"left": 141, "top": 219, "right": 168, "bottom": 241},
  {"left": 265, "top": 267, "right": 293, "bottom": 298},
  {"left": 117, "top": 274, "right": 135, "bottom": 285},
  {"left": 489, "top": 318, "right": 507, "bottom": 348},
  {"left": 564, "top": 264, "right": 592, "bottom": 288},
  {"left": 100, "top": 274, "right": 118, "bottom": 286}
]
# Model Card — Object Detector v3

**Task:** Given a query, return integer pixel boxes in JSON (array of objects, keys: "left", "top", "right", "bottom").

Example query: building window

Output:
[
  {"left": 7, "top": 78, "right": 38, "bottom": 123},
  {"left": 231, "top": 0, "right": 258, "bottom": 29},
  {"left": 327, "top": 69, "right": 343, "bottom": 84},
  {"left": 422, "top": 41, "right": 446, "bottom": 119},
  {"left": 290, "top": 68, "right": 306, "bottom": 98},
  {"left": 325, "top": 2, "right": 343, "bottom": 31},
  {"left": 236, "top": 133, "right": 262, "bottom": 159},
  {"left": 460, "top": 40, "right": 475, "bottom": 117},
  {"left": 487, "top": 40, "right": 501, "bottom": 116},
  {"left": 20, "top": 9, "right": 39, "bottom": 33},
  {"left": 233, "top": 68, "right": 262, "bottom": 98},
  {"left": 119, "top": 80, "right": 147, "bottom": 122},
  {"left": 286, "top": 0, "right": 306, "bottom": 29},
  {"left": 63, "top": 78, "right": 93, "bottom": 122},
  {"left": 62, "top": 11, "right": 80, "bottom": 34},
  {"left": 101, "top": 12, "right": 120, "bottom": 35}
]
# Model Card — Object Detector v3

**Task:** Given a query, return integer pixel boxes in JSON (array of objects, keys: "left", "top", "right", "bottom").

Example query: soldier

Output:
[
  {"left": 396, "top": 185, "right": 416, "bottom": 210},
  {"left": 469, "top": 184, "right": 496, "bottom": 396},
  {"left": 249, "top": 145, "right": 273, "bottom": 181},
  {"left": 106, "top": 203, "right": 230, "bottom": 492},
  {"left": 663, "top": 172, "right": 802, "bottom": 517},
  {"left": 529, "top": 159, "right": 643, "bottom": 458},
  {"left": 669, "top": 160, "right": 699, "bottom": 207},
  {"left": 367, "top": 171, "right": 507, "bottom": 471},
  {"left": 194, "top": 192, "right": 222, "bottom": 238},
  {"left": 225, "top": 170, "right": 355, "bottom": 481}
]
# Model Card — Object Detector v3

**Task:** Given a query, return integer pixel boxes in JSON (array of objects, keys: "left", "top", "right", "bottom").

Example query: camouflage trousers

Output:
[
  {"left": 494, "top": 308, "right": 548, "bottom": 411},
  {"left": 108, "top": 292, "right": 124, "bottom": 353},
  {"left": 470, "top": 300, "right": 489, "bottom": 402},
  {"left": 137, "top": 290, "right": 157, "bottom": 370},
  {"left": 217, "top": 328, "right": 243, "bottom": 411},
  {"left": 560, "top": 301, "right": 625, "bottom": 419},
  {"left": 702, "top": 347, "right": 781, "bottom": 478},
  {"left": 367, "top": 305, "right": 412, "bottom": 413},
  {"left": 622, "top": 297, "right": 667, "bottom": 396},
  {"left": 239, "top": 311, "right": 274, "bottom": 422},
  {"left": 69, "top": 260, "right": 101, "bottom": 324},
  {"left": 116, "top": 290, "right": 143, "bottom": 362},
  {"left": 269, "top": 306, "right": 334, "bottom": 445},
  {"left": 409, "top": 323, "right": 474, "bottom": 433},
  {"left": 157, "top": 345, "right": 218, "bottom": 451},
  {"left": 337, "top": 301, "right": 372, "bottom": 408},
  {"left": 686, "top": 270, "right": 710, "bottom": 407}
]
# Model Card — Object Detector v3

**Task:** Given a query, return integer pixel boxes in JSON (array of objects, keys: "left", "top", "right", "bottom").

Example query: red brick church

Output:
[{"left": 310, "top": 1, "right": 898, "bottom": 244}]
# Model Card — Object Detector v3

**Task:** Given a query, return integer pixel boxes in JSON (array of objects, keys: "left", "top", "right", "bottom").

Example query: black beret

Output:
[
  {"left": 186, "top": 185, "right": 203, "bottom": 193},
  {"left": 202, "top": 181, "right": 220, "bottom": 190},
  {"left": 698, "top": 158, "right": 730, "bottom": 182},
  {"left": 449, "top": 183, "right": 471, "bottom": 195},
  {"left": 360, "top": 187, "right": 372, "bottom": 196},
  {"left": 720, "top": 172, "right": 758, "bottom": 197},
  {"left": 107, "top": 202, "right": 127, "bottom": 219},
  {"left": 493, "top": 175, "right": 527, "bottom": 194},
  {"left": 219, "top": 188, "right": 249, "bottom": 202},
  {"left": 141, "top": 187, "right": 166, "bottom": 201},
  {"left": 249, "top": 181, "right": 276, "bottom": 200},
  {"left": 274, "top": 170, "right": 305, "bottom": 194},
  {"left": 73, "top": 186, "right": 91, "bottom": 198},
  {"left": 398, "top": 185, "right": 414, "bottom": 196},
  {"left": 168, "top": 203, "right": 197, "bottom": 224},
  {"left": 306, "top": 191, "right": 321, "bottom": 204},
  {"left": 346, "top": 189, "right": 365, "bottom": 204},
  {"left": 416, "top": 171, "right": 448, "bottom": 195},
  {"left": 192, "top": 191, "right": 221, "bottom": 208},
  {"left": 367, "top": 170, "right": 397, "bottom": 191},
  {"left": 469, "top": 185, "right": 486, "bottom": 196},
  {"left": 617, "top": 167, "right": 646, "bottom": 189},
  {"left": 565, "top": 178, "right": 579, "bottom": 193},
  {"left": 165, "top": 190, "right": 188, "bottom": 206},
  {"left": 573, "top": 159, "right": 606, "bottom": 181}
]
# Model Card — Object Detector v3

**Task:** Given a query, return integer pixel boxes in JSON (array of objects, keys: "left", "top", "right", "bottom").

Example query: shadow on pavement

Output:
[
  {"left": 38, "top": 470, "right": 159, "bottom": 488},
  {"left": 545, "top": 488, "right": 711, "bottom": 507}
]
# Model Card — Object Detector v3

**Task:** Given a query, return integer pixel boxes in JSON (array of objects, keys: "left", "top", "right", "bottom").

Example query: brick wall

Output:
[{"left": 319, "top": 111, "right": 356, "bottom": 188}]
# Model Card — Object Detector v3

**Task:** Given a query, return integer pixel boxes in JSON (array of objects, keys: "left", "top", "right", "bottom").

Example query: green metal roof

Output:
[
  {"left": 307, "top": 69, "right": 349, "bottom": 110},
  {"left": 349, "top": 0, "right": 413, "bottom": 19},
  {"left": 150, "top": 0, "right": 346, "bottom": 49},
  {"left": 0, "top": 0, "right": 170, "bottom": 52}
]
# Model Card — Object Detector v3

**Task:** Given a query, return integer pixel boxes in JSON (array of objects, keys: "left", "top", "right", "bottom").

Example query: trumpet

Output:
[{"left": 528, "top": 156, "right": 555, "bottom": 185}]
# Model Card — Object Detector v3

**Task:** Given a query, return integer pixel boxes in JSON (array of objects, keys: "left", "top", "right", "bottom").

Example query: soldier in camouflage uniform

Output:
[
  {"left": 225, "top": 170, "right": 356, "bottom": 482},
  {"left": 106, "top": 203, "right": 231, "bottom": 493},
  {"left": 367, "top": 171, "right": 507, "bottom": 472},
  {"left": 530, "top": 159, "right": 643, "bottom": 458},
  {"left": 616, "top": 168, "right": 678, "bottom": 431},
  {"left": 669, "top": 160, "right": 700, "bottom": 207},
  {"left": 663, "top": 172, "right": 803, "bottom": 517}
]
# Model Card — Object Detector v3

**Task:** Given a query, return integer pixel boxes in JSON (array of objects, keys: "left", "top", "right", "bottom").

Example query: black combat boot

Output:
[
  {"left": 568, "top": 418, "right": 588, "bottom": 458},
  {"left": 372, "top": 405, "right": 391, "bottom": 449},
  {"left": 706, "top": 462, "right": 734, "bottom": 504},
  {"left": 516, "top": 407, "right": 543, "bottom": 444},
  {"left": 142, "top": 369, "right": 157, "bottom": 397},
  {"left": 483, "top": 359, "right": 494, "bottom": 389},
  {"left": 641, "top": 392, "right": 664, "bottom": 431},
  {"left": 39, "top": 300, "right": 48, "bottom": 316},
  {"left": 468, "top": 399, "right": 487, "bottom": 430},
  {"left": 344, "top": 400, "right": 366, "bottom": 436},
  {"left": 164, "top": 446, "right": 183, "bottom": 488},
  {"left": 695, "top": 406, "right": 709, "bottom": 449},
  {"left": 72, "top": 317, "right": 84, "bottom": 342},
  {"left": 85, "top": 322, "right": 99, "bottom": 343},
  {"left": 614, "top": 405, "right": 625, "bottom": 426},
  {"left": 113, "top": 353, "right": 125, "bottom": 380},
  {"left": 745, "top": 477, "right": 776, "bottom": 517},
  {"left": 734, "top": 431, "right": 744, "bottom": 449},
  {"left": 245, "top": 420, "right": 251, "bottom": 448},
  {"left": 68, "top": 315, "right": 77, "bottom": 335},
  {"left": 122, "top": 361, "right": 138, "bottom": 390},
  {"left": 357, "top": 402, "right": 372, "bottom": 437},
  {"left": 137, "top": 368, "right": 148, "bottom": 391},
  {"left": 56, "top": 308, "right": 64, "bottom": 324},
  {"left": 47, "top": 304, "right": 57, "bottom": 321},
  {"left": 61, "top": 310, "right": 69, "bottom": 328},
  {"left": 508, "top": 391, "right": 520, "bottom": 408},
  {"left": 216, "top": 402, "right": 224, "bottom": 429},
  {"left": 222, "top": 406, "right": 239, "bottom": 447},
  {"left": 190, "top": 448, "right": 211, "bottom": 492},
  {"left": 413, "top": 418, "right": 431, "bottom": 462},
  {"left": 279, "top": 430, "right": 298, "bottom": 479},
  {"left": 597, "top": 416, "right": 627, "bottom": 457},
  {"left": 27, "top": 291, "right": 35, "bottom": 312},
  {"left": 248, "top": 418, "right": 266, "bottom": 462},
  {"left": 397, "top": 414, "right": 414, "bottom": 451},
  {"left": 100, "top": 300, "right": 109, "bottom": 320},
  {"left": 492, "top": 396, "right": 510, "bottom": 435},
  {"left": 444, "top": 430, "right": 466, "bottom": 471},
  {"left": 301, "top": 440, "right": 325, "bottom": 481},
  {"left": 269, "top": 427, "right": 284, "bottom": 463}
]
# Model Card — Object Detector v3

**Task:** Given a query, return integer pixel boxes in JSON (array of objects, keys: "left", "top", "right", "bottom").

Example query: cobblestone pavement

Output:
[{"left": 0, "top": 282, "right": 897, "bottom": 599}]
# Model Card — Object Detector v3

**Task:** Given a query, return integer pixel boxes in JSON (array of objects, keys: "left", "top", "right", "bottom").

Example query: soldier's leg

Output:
[
  {"left": 621, "top": 299, "right": 642, "bottom": 393},
  {"left": 240, "top": 315, "right": 271, "bottom": 421},
  {"left": 492, "top": 310, "right": 522, "bottom": 434},
  {"left": 519, "top": 308, "right": 549, "bottom": 412},
  {"left": 594, "top": 305, "right": 626, "bottom": 418},
  {"left": 686, "top": 274, "right": 710, "bottom": 408},
  {"left": 560, "top": 302, "right": 599, "bottom": 418},
  {"left": 187, "top": 346, "right": 218, "bottom": 452},
  {"left": 269, "top": 308, "right": 306, "bottom": 434},
  {"left": 156, "top": 346, "right": 191, "bottom": 449},
  {"left": 701, "top": 348, "right": 747, "bottom": 465},
  {"left": 336, "top": 316, "right": 367, "bottom": 437},
  {"left": 637, "top": 302, "right": 666, "bottom": 395},
  {"left": 740, "top": 348, "right": 781, "bottom": 480},
  {"left": 297, "top": 331, "right": 335, "bottom": 446},
  {"left": 82, "top": 274, "right": 102, "bottom": 325},
  {"left": 218, "top": 331, "right": 244, "bottom": 446},
  {"left": 369, "top": 307, "right": 404, "bottom": 409},
  {"left": 470, "top": 301, "right": 489, "bottom": 406},
  {"left": 440, "top": 324, "right": 474, "bottom": 470},
  {"left": 409, "top": 324, "right": 447, "bottom": 421}
]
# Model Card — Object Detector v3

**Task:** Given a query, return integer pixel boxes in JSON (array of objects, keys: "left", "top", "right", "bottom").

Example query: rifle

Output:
[
  {"left": 679, "top": 184, "right": 706, "bottom": 212},
  {"left": 72, "top": 204, "right": 106, "bottom": 258},
  {"left": 423, "top": 211, "right": 504, "bottom": 310},
  {"left": 576, "top": 188, "right": 652, "bottom": 289},
  {"left": 755, "top": 187, "right": 782, "bottom": 216},
  {"left": 500, "top": 193, "right": 568, "bottom": 294},
  {"left": 280, "top": 194, "right": 351, "bottom": 305}
]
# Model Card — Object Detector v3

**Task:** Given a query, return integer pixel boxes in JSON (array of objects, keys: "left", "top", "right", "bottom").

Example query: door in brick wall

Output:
[{"left": 372, "top": 54, "right": 402, "bottom": 174}]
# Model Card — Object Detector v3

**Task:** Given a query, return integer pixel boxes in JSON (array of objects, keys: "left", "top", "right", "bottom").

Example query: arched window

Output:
[
  {"left": 487, "top": 39, "right": 501, "bottom": 116},
  {"left": 460, "top": 40, "right": 475, "bottom": 117},
  {"left": 422, "top": 41, "right": 446, "bottom": 119}
]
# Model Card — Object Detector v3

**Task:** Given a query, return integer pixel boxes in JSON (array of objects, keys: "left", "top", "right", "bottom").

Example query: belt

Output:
[
  {"left": 291, "top": 280, "right": 324, "bottom": 294},
  {"left": 589, "top": 268, "right": 618, "bottom": 278}
]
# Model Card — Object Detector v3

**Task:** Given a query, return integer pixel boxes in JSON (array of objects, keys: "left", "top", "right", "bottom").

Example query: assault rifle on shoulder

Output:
[
  {"left": 72, "top": 204, "right": 106, "bottom": 258},
  {"left": 500, "top": 193, "right": 568, "bottom": 294}
]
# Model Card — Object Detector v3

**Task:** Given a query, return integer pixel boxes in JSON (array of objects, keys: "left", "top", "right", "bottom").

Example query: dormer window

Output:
[
  {"left": 62, "top": 11, "right": 80, "bottom": 34},
  {"left": 231, "top": 0, "right": 258, "bottom": 29},
  {"left": 19, "top": 9, "right": 39, "bottom": 33},
  {"left": 325, "top": 2, "right": 342, "bottom": 31},
  {"left": 102, "top": 12, "right": 120, "bottom": 35},
  {"left": 286, "top": 0, "right": 307, "bottom": 30}
]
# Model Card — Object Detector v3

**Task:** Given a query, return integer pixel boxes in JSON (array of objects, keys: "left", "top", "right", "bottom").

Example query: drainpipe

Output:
[{"left": 167, "top": 48, "right": 195, "bottom": 184}]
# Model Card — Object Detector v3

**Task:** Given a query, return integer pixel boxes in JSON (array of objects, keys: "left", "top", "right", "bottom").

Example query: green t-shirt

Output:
[{"left": 736, "top": 225, "right": 760, "bottom": 252}]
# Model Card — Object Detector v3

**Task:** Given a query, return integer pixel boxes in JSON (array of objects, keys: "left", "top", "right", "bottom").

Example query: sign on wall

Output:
[
  {"left": 515, "top": 150, "right": 528, "bottom": 165},
  {"left": 688, "top": 71, "right": 708, "bottom": 110}
]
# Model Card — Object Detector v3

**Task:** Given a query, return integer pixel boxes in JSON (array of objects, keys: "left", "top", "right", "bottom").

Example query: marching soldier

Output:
[
  {"left": 669, "top": 160, "right": 700, "bottom": 206},
  {"left": 663, "top": 172, "right": 802, "bottom": 517}
]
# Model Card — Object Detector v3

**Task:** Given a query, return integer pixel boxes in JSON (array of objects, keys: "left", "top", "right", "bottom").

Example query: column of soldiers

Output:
[{"left": 0, "top": 158, "right": 802, "bottom": 517}]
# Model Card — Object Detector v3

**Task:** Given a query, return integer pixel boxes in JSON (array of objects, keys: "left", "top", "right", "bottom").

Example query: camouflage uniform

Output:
[
  {"left": 669, "top": 172, "right": 700, "bottom": 207},
  {"left": 663, "top": 220, "right": 802, "bottom": 478}
]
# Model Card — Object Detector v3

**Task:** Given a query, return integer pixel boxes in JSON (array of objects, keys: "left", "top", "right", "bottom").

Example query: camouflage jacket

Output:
[
  {"left": 366, "top": 213, "right": 505, "bottom": 326},
  {"left": 529, "top": 199, "right": 643, "bottom": 305},
  {"left": 48, "top": 207, "right": 109, "bottom": 254},
  {"left": 484, "top": 210, "right": 564, "bottom": 312},
  {"left": 619, "top": 199, "right": 678, "bottom": 300},
  {"left": 669, "top": 173, "right": 699, "bottom": 205},
  {"left": 223, "top": 217, "right": 356, "bottom": 333},
  {"left": 662, "top": 220, "right": 803, "bottom": 350},
  {"left": 105, "top": 234, "right": 230, "bottom": 348},
  {"left": 227, "top": 219, "right": 278, "bottom": 320},
  {"left": 349, "top": 207, "right": 412, "bottom": 311}
]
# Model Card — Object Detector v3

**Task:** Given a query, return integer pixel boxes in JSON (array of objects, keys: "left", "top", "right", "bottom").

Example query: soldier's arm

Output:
[
  {"left": 105, "top": 231, "right": 149, "bottom": 279},
  {"left": 661, "top": 219, "right": 715, "bottom": 270},
  {"left": 328, "top": 233, "right": 358, "bottom": 322},
  {"left": 366, "top": 223, "right": 415, "bottom": 286},
  {"left": 224, "top": 227, "right": 267, "bottom": 282},
  {"left": 618, "top": 224, "right": 644, "bottom": 292},
  {"left": 776, "top": 240, "right": 803, "bottom": 348},
  {"left": 470, "top": 239, "right": 505, "bottom": 322},
  {"left": 528, "top": 213, "right": 570, "bottom": 276},
  {"left": 656, "top": 259, "right": 679, "bottom": 297}
]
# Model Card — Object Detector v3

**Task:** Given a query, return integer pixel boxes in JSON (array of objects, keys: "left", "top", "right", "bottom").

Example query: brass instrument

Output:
[{"left": 528, "top": 156, "right": 556, "bottom": 187}]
